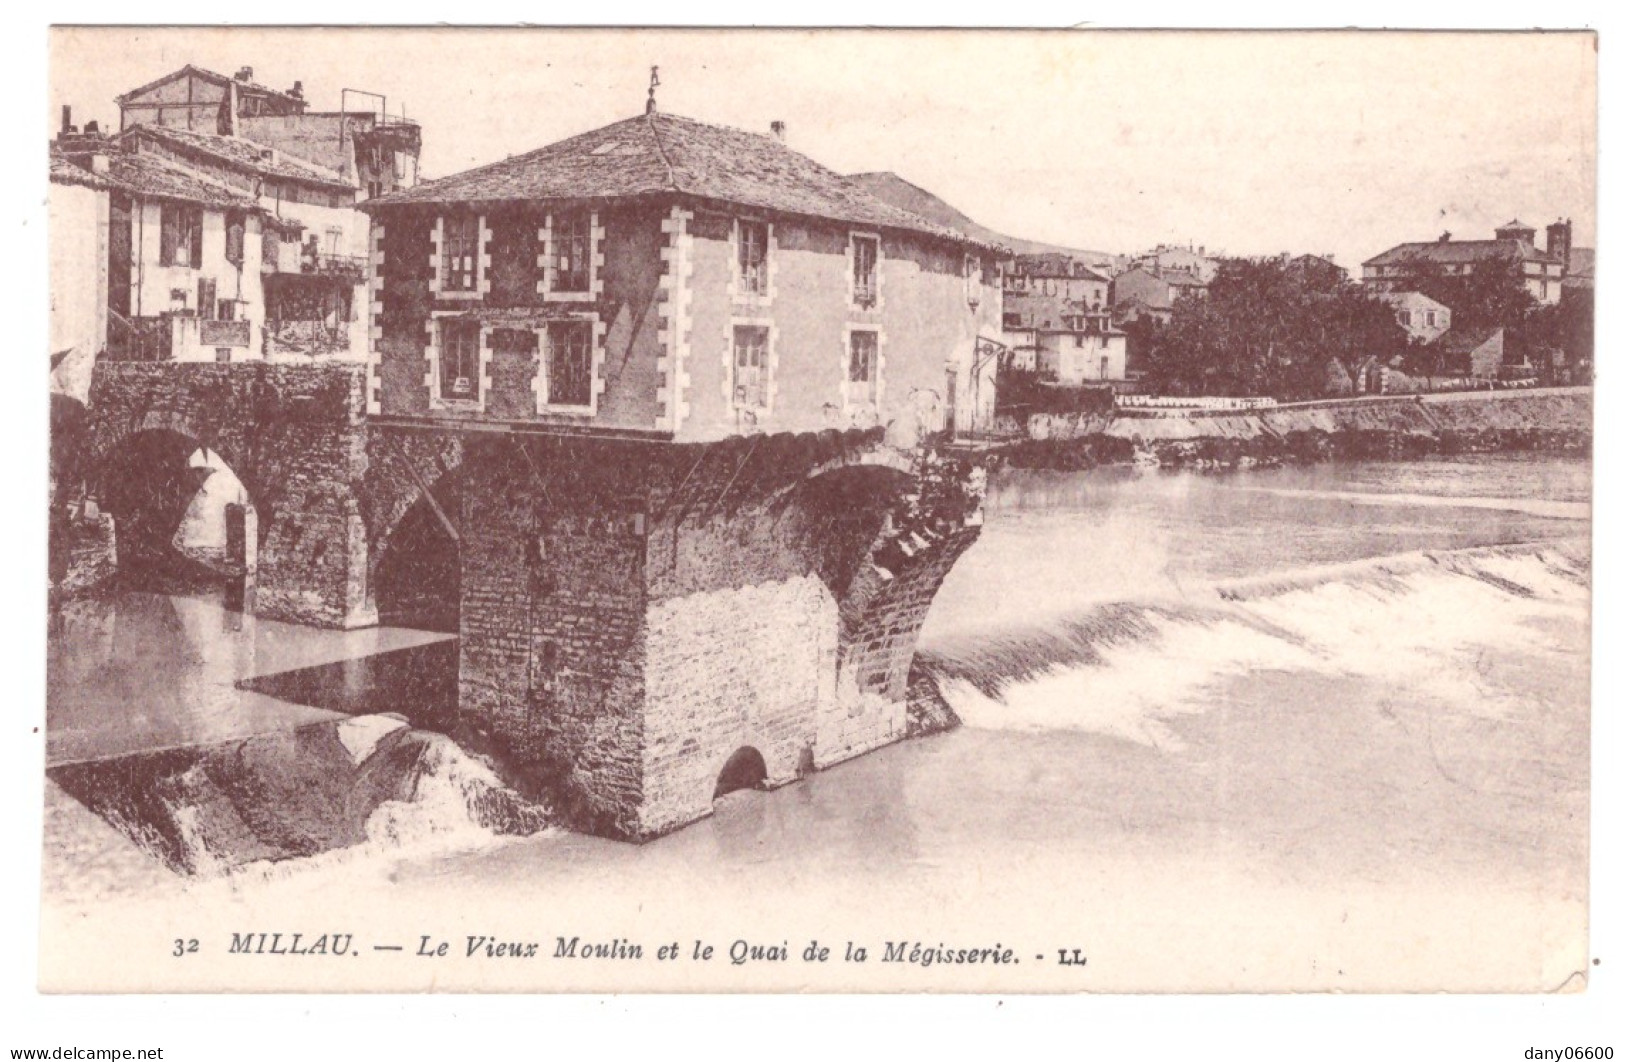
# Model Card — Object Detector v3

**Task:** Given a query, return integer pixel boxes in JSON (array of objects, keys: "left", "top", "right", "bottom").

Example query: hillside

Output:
[{"left": 849, "top": 171, "right": 1127, "bottom": 273}]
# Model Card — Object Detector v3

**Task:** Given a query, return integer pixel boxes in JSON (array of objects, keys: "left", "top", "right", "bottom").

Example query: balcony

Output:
[{"left": 303, "top": 248, "right": 369, "bottom": 284}]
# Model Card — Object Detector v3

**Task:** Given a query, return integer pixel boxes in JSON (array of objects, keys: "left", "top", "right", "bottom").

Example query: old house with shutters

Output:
[
  {"left": 361, "top": 110, "right": 1004, "bottom": 440},
  {"left": 94, "top": 65, "right": 424, "bottom": 361},
  {"left": 999, "top": 255, "right": 1126, "bottom": 381},
  {"left": 54, "top": 121, "right": 271, "bottom": 365}
]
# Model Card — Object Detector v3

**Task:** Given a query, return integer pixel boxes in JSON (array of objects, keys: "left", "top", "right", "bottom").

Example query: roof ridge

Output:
[
  {"left": 646, "top": 112, "right": 680, "bottom": 192},
  {"left": 126, "top": 123, "right": 349, "bottom": 186}
]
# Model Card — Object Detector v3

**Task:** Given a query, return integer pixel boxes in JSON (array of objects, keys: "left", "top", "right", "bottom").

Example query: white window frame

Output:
[
  {"left": 725, "top": 317, "right": 777, "bottom": 416},
  {"left": 430, "top": 213, "right": 488, "bottom": 302},
  {"left": 728, "top": 218, "right": 776, "bottom": 305},
  {"left": 425, "top": 313, "right": 492, "bottom": 411},
  {"left": 533, "top": 314, "right": 607, "bottom": 416},
  {"left": 848, "top": 231, "right": 883, "bottom": 311},
  {"left": 841, "top": 324, "right": 884, "bottom": 414},
  {"left": 537, "top": 208, "right": 605, "bottom": 303}
]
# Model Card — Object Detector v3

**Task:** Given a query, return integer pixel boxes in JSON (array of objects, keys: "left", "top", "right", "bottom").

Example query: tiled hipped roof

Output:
[
  {"left": 123, "top": 124, "right": 352, "bottom": 189},
  {"left": 1364, "top": 239, "right": 1561, "bottom": 267},
  {"left": 51, "top": 148, "right": 261, "bottom": 210},
  {"left": 49, "top": 155, "right": 115, "bottom": 191},
  {"left": 368, "top": 112, "right": 998, "bottom": 250}
]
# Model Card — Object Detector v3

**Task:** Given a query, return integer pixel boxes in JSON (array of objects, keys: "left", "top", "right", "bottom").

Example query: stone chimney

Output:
[
  {"left": 60, "top": 105, "right": 73, "bottom": 136},
  {"left": 235, "top": 66, "right": 254, "bottom": 82},
  {"left": 770, "top": 120, "right": 787, "bottom": 144},
  {"left": 1546, "top": 218, "right": 1573, "bottom": 269},
  {"left": 289, "top": 80, "right": 304, "bottom": 100},
  {"left": 1439, "top": 231, "right": 1452, "bottom": 243}
]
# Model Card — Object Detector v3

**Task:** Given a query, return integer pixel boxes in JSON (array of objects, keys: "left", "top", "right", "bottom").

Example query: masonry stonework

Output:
[
  {"left": 87, "top": 363, "right": 986, "bottom": 842},
  {"left": 88, "top": 361, "right": 376, "bottom": 627},
  {"left": 443, "top": 427, "right": 984, "bottom": 840}
]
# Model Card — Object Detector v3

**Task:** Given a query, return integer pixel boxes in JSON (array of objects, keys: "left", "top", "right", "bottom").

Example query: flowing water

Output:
[{"left": 40, "top": 453, "right": 1592, "bottom": 992}]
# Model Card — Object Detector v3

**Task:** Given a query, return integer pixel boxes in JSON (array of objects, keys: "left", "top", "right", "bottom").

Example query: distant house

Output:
[
  {"left": 998, "top": 256, "right": 1127, "bottom": 382},
  {"left": 116, "top": 64, "right": 309, "bottom": 135},
  {"left": 1362, "top": 220, "right": 1567, "bottom": 305},
  {"left": 1438, "top": 326, "right": 1507, "bottom": 380},
  {"left": 1111, "top": 264, "right": 1207, "bottom": 326},
  {"left": 1379, "top": 291, "right": 1452, "bottom": 343},
  {"left": 1131, "top": 244, "right": 1220, "bottom": 285}
]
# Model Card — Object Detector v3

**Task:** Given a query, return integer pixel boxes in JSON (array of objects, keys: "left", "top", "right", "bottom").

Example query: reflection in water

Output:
[{"left": 47, "top": 589, "right": 454, "bottom": 766}]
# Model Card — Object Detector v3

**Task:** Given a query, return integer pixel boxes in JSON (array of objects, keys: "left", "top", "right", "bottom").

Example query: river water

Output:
[{"left": 40, "top": 453, "right": 1591, "bottom": 993}]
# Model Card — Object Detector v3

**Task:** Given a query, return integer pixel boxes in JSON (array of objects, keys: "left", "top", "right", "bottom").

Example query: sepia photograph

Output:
[{"left": 27, "top": 19, "right": 1605, "bottom": 1017}]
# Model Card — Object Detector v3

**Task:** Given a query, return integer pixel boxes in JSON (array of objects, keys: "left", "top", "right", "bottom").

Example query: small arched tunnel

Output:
[
  {"left": 93, "top": 430, "right": 256, "bottom": 589},
  {"left": 713, "top": 746, "right": 768, "bottom": 801},
  {"left": 371, "top": 468, "right": 462, "bottom": 633}
]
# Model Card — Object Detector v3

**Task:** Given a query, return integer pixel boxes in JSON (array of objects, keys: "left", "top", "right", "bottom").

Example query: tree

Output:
[
  {"left": 1402, "top": 254, "right": 1537, "bottom": 333},
  {"left": 1138, "top": 259, "right": 1409, "bottom": 400}
]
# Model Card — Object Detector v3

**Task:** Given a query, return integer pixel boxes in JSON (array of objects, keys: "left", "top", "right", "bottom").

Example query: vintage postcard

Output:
[{"left": 40, "top": 25, "right": 1595, "bottom": 995}]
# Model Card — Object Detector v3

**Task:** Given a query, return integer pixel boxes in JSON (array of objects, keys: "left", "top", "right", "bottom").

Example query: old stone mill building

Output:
[{"left": 58, "top": 87, "right": 1005, "bottom": 840}]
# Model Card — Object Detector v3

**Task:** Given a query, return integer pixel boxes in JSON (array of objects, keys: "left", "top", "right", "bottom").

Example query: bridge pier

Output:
[{"left": 450, "top": 429, "right": 985, "bottom": 840}]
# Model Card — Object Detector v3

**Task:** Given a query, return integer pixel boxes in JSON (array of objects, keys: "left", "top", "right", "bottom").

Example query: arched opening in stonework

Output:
[
  {"left": 781, "top": 463, "right": 913, "bottom": 605},
  {"left": 93, "top": 429, "right": 259, "bottom": 592},
  {"left": 372, "top": 467, "right": 462, "bottom": 632},
  {"left": 713, "top": 746, "right": 768, "bottom": 800},
  {"left": 773, "top": 456, "right": 982, "bottom": 729}
]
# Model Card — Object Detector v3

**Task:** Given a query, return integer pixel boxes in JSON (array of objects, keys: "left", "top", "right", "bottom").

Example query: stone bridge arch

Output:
[{"left": 85, "top": 361, "right": 377, "bottom": 628}]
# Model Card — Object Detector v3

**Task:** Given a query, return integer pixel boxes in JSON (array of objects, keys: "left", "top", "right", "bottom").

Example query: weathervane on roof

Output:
[{"left": 646, "top": 66, "right": 661, "bottom": 115}]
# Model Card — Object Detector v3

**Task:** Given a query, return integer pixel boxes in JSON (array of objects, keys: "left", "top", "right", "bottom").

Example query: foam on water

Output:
[{"left": 921, "top": 540, "right": 1589, "bottom": 747}]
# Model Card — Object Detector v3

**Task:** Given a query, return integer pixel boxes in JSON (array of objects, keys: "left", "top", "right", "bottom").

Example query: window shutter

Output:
[{"left": 160, "top": 207, "right": 179, "bottom": 267}]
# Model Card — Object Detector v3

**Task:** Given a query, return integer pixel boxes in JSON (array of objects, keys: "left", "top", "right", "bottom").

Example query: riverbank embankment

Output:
[{"left": 996, "top": 386, "right": 1592, "bottom": 471}]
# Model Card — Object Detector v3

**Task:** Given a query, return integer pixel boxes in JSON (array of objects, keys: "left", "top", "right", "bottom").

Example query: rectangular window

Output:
[
  {"left": 217, "top": 300, "right": 235, "bottom": 321},
  {"left": 852, "top": 235, "right": 879, "bottom": 307},
  {"left": 544, "top": 321, "right": 594, "bottom": 408},
  {"left": 224, "top": 211, "right": 246, "bottom": 266},
  {"left": 732, "top": 325, "right": 770, "bottom": 409},
  {"left": 1425, "top": 310, "right": 1437, "bottom": 327},
  {"left": 1399, "top": 310, "right": 1412, "bottom": 326},
  {"left": 553, "top": 211, "right": 592, "bottom": 293},
  {"left": 439, "top": 320, "right": 481, "bottom": 400},
  {"left": 1003, "top": 312, "right": 1022, "bottom": 329},
  {"left": 849, "top": 330, "right": 879, "bottom": 403},
  {"left": 196, "top": 277, "right": 217, "bottom": 319},
  {"left": 160, "top": 204, "right": 203, "bottom": 268},
  {"left": 441, "top": 215, "right": 479, "bottom": 293},
  {"left": 737, "top": 220, "right": 768, "bottom": 296}
]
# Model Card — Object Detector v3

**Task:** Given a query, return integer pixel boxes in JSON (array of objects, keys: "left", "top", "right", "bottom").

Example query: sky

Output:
[{"left": 49, "top": 27, "right": 1596, "bottom": 272}]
